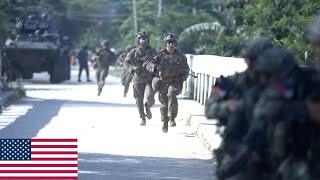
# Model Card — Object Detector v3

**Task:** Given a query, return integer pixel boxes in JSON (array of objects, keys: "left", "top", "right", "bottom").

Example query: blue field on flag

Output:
[{"left": 0, "top": 139, "right": 78, "bottom": 179}]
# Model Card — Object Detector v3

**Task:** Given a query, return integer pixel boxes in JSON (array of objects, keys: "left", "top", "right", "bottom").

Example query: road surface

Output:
[{"left": 0, "top": 66, "right": 215, "bottom": 180}]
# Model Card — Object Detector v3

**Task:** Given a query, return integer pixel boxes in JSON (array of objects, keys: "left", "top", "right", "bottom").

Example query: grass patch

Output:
[{"left": 0, "top": 81, "right": 26, "bottom": 108}]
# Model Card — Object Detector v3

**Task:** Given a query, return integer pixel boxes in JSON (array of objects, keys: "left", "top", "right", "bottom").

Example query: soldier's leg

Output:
[
  {"left": 95, "top": 69, "right": 101, "bottom": 86},
  {"left": 78, "top": 65, "right": 84, "bottom": 81},
  {"left": 159, "top": 87, "right": 169, "bottom": 132},
  {"left": 121, "top": 71, "right": 126, "bottom": 86},
  {"left": 133, "top": 82, "right": 147, "bottom": 126},
  {"left": 98, "top": 67, "right": 109, "bottom": 95},
  {"left": 84, "top": 65, "right": 90, "bottom": 81},
  {"left": 167, "top": 85, "right": 178, "bottom": 127},
  {"left": 123, "top": 73, "right": 132, "bottom": 97},
  {"left": 144, "top": 82, "right": 156, "bottom": 119}
]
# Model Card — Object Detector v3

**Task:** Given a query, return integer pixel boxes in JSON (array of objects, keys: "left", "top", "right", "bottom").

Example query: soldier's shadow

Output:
[{"left": 0, "top": 97, "right": 159, "bottom": 138}]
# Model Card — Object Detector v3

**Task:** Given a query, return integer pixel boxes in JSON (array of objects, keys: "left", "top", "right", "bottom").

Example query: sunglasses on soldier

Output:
[
  {"left": 140, "top": 37, "right": 148, "bottom": 41},
  {"left": 167, "top": 40, "right": 177, "bottom": 44}
]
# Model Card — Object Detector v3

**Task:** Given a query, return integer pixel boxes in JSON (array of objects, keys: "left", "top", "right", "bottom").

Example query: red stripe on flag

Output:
[
  {"left": 0, "top": 164, "right": 77, "bottom": 167},
  {"left": 31, "top": 139, "right": 77, "bottom": 142},
  {"left": 0, "top": 177, "right": 77, "bottom": 179},
  {"left": 32, "top": 151, "right": 78, "bottom": 155},
  {"left": 31, "top": 145, "right": 77, "bottom": 148},
  {"left": 0, "top": 170, "right": 77, "bottom": 173},
  {"left": 31, "top": 158, "right": 78, "bottom": 161}
]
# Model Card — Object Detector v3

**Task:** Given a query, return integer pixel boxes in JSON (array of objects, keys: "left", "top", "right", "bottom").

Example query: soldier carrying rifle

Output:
[{"left": 148, "top": 33, "right": 190, "bottom": 133}]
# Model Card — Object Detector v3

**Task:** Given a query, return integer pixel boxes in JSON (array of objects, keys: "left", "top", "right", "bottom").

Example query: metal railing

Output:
[{"left": 182, "top": 54, "right": 247, "bottom": 106}]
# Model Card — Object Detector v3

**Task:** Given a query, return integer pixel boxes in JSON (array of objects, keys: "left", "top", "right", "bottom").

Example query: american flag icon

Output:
[{"left": 0, "top": 139, "right": 78, "bottom": 179}]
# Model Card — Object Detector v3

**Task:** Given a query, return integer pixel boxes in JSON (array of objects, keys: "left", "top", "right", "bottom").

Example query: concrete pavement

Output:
[
  {"left": 177, "top": 96, "right": 222, "bottom": 155},
  {"left": 0, "top": 66, "right": 222, "bottom": 157}
]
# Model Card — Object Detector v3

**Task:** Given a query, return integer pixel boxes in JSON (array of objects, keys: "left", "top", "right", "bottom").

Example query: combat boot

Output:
[
  {"left": 169, "top": 117, "right": 176, "bottom": 127},
  {"left": 145, "top": 102, "right": 152, "bottom": 119},
  {"left": 140, "top": 117, "right": 146, "bottom": 126},
  {"left": 97, "top": 89, "right": 102, "bottom": 96},
  {"left": 97, "top": 86, "right": 102, "bottom": 96},
  {"left": 161, "top": 116, "right": 169, "bottom": 133}
]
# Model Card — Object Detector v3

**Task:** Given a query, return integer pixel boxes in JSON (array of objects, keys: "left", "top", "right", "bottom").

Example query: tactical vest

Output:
[
  {"left": 97, "top": 49, "right": 114, "bottom": 68},
  {"left": 157, "top": 49, "right": 184, "bottom": 78}
]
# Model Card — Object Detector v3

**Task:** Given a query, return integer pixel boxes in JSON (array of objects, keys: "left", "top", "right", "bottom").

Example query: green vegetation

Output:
[{"left": 1, "top": 0, "right": 319, "bottom": 63}]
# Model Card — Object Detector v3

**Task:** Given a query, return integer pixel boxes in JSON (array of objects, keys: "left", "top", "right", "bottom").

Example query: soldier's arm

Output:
[
  {"left": 180, "top": 53, "right": 190, "bottom": 72},
  {"left": 116, "top": 53, "right": 124, "bottom": 66},
  {"left": 124, "top": 49, "right": 136, "bottom": 72},
  {"left": 205, "top": 92, "right": 230, "bottom": 123},
  {"left": 205, "top": 76, "right": 236, "bottom": 123},
  {"left": 218, "top": 100, "right": 268, "bottom": 179}
]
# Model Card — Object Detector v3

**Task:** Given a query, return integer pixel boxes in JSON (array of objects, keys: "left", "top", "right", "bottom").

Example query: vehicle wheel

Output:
[
  {"left": 21, "top": 71, "right": 33, "bottom": 79},
  {"left": 50, "top": 54, "right": 65, "bottom": 84}
]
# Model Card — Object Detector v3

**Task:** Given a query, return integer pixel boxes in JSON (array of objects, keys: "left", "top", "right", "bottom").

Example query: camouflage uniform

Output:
[
  {"left": 217, "top": 47, "right": 297, "bottom": 180},
  {"left": 92, "top": 40, "right": 116, "bottom": 96},
  {"left": 117, "top": 46, "right": 134, "bottom": 97},
  {"left": 124, "top": 32, "right": 157, "bottom": 126},
  {"left": 304, "top": 14, "right": 320, "bottom": 73},
  {"left": 218, "top": 47, "right": 320, "bottom": 180},
  {"left": 205, "top": 37, "right": 273, "bottom": 126},
  {"left": 203, "top": 37, "right": 273, "bottom": 179},
  {"left": 300, "top": 15, "right": 320, "bottom": 179},
  {"left": 152, "top": 33, "right": 190, "bottom": 133}
]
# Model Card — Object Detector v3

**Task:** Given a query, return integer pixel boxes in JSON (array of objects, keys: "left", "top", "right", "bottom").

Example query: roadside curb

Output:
[
  {"left": 178, "top": 97, "right": 222, "bottom": 154},
  {"left": 0, "top": 88, "right": 25, "bottom": 109},
  {"left": 186, "top": 115, "right": 221, "bottom": 153}
]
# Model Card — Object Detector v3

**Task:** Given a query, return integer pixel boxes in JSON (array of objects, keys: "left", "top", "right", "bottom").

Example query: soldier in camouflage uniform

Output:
[
  {"left": 92, "top": 40, "right": 116, "bottom": 96},
  {"left": 305, "top": 14, "right": 320, "bottom": 73},
  {"left": 151, "top": 33, "right": 190, "bottom": 133},
  {"left": 124, "top": 31, "right": 157, "bottom": 126},
  {"left": 117, "top": 45, "right": 135, "bottom": 97},
  {"left": 217, "top": 47, "right": 300, "bottom": 180},
  {"left": 205, "top": 37, "right": 274, "bottom": 126},
  {"left": 205, "top": 37, "right": 273, "bottom": 176}
]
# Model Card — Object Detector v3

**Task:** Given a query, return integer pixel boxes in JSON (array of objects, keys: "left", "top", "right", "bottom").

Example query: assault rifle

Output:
[{"left": 155, "top": 59, "right": 198, "bottom": 78}]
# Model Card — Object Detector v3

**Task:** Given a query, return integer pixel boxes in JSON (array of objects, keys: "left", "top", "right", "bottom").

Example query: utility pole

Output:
[
  {"left": 158, "top": 0, "right": 162, "bottom": 17},
  {"left": 133, "top": 0, "right": 138, "bottom": 44},
  {"left": 156, "top": 0, "right": 162, "bottom": 50}
]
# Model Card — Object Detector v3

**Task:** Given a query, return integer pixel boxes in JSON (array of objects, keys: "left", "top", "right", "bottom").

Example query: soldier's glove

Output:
[{"left": 133, "top": 66, "right": 144, "bottom": 75}]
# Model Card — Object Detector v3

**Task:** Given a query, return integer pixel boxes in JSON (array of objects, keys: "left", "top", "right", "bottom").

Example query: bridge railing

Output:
[{"left": 182, "top": 54, "right": 247, "bottom": 106}]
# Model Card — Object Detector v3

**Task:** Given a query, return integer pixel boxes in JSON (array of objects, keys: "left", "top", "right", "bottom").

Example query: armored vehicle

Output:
[{"left": 4, "top": 12, "right": 71, "bottom": 83}]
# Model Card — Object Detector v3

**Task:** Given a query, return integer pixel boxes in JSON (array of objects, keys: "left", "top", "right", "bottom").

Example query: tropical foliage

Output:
[{"left": 0, "top": 0, "right": 320, "bottom": 63}]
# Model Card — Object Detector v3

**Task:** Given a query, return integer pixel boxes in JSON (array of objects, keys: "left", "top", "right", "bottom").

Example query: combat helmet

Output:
[
  {"left": 100, "top": 40, "right": 110, "bottom": 47},
  {"left": 255, "top": 47, "right": 297, "bottom": 77},
  {"left": 240, "top": 36, "right": 274, "bottom": 62},
  {"left": 136, "top": 31, "right": 150, "bottom": 43},
  {"left": 163, "top": 33, "right": 179, "bottom": 43},
  {"left": 304, "top": 15, "right": 320, "bottom": 44}
]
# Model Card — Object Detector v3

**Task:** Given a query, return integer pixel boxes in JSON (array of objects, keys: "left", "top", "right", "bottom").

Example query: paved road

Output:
[{"left": 0, "top": 66, "right": 215, "bottom": 180}]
